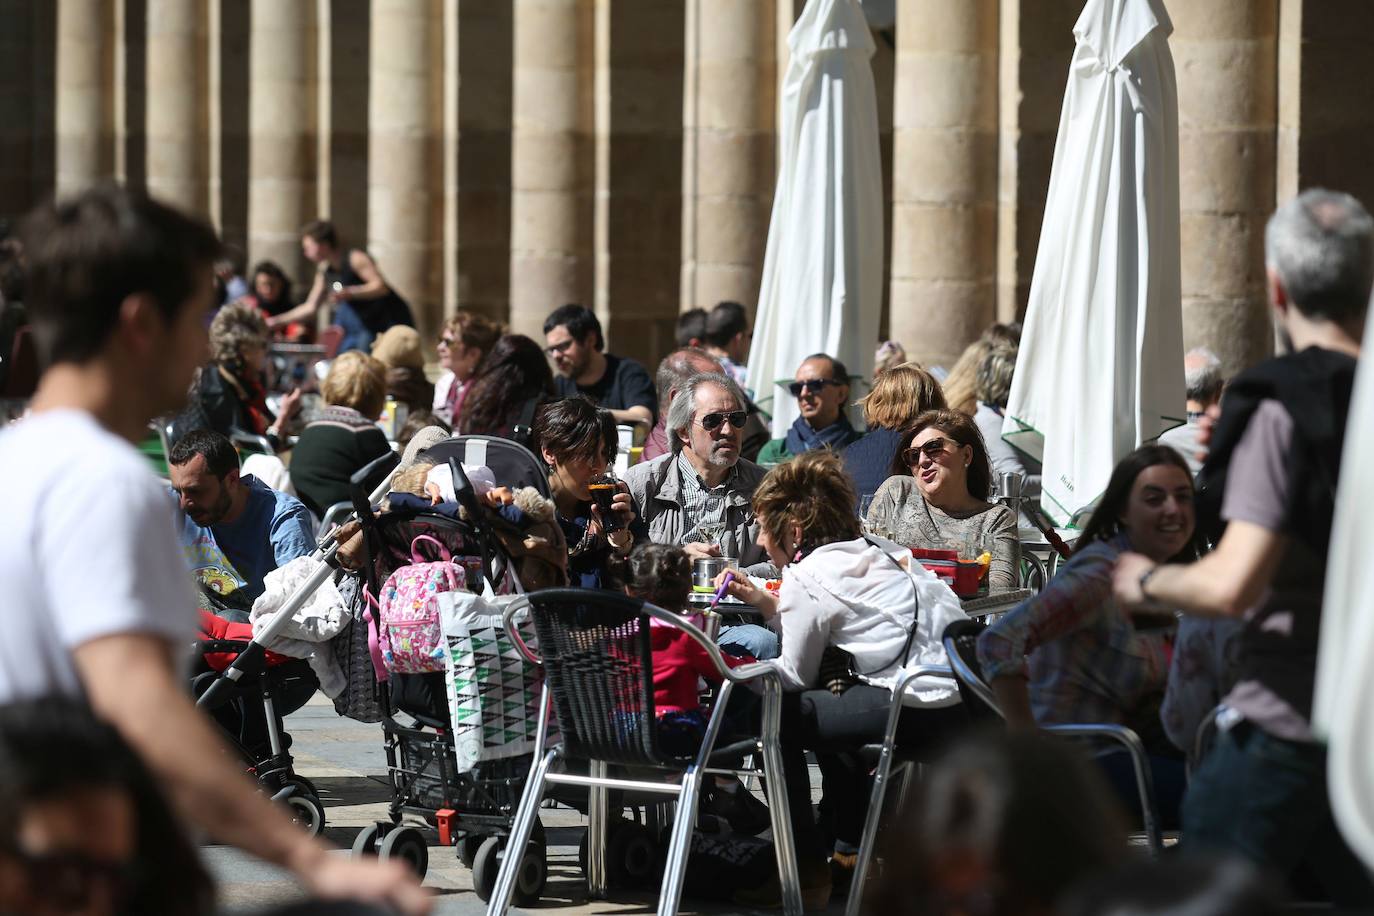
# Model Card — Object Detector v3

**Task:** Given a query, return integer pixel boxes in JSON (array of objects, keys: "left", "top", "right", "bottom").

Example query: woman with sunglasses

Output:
[
  {"left": 866, "top": 408, "right": 1020, "bottom": 589},
  {"left": 432, "top": 310, "right": 503, "bottom": 425}
]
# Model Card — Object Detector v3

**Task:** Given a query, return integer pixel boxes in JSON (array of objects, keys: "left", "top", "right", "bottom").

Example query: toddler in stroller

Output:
[
  {"left": 335, "top": 436, "right": 570, "bottom": 902},
  {"left": 192, "top": 609, "right": 325, "bottom": 834}
]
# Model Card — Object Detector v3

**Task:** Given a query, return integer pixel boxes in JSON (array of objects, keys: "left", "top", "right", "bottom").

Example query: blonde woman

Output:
[
  {"left": 289, "top": 351, "right": 392, "bottom": 519},
  {"left": 840, "top": 362, "right": 947, "bottom": 505},
  {"left": 940, "top": 322, "right": 1020, "bottom": 416}
]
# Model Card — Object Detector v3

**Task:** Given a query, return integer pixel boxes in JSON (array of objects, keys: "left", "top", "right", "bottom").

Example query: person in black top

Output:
[
  {"left": 1114, "top": 188, "right": 1373, "bottom": 905},
  {"left": 269, "top": 219, "right": 414, "bottom": 353},
  {"left": 542, "top": 303, "right": 656, "bottom": 426}
]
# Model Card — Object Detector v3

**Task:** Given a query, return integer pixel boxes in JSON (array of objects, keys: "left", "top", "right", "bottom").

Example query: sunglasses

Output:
[
  {"left": 787, "top": 378, "right": 842, "bottom": 397},
  {"left": 902, "top": 437, "right": 955, "bottom": 465},
  {"left": 544, "top": 338, "right": 576, "bottom": 357},
  {"left": 9, "top": 850, "right": 138, "bottom": 910},
  {"left": 698, "top": 410, "right": 748, "bottom": 431},
  {"left": 439, "top": 336, "right": 456, "bottom": 347}
]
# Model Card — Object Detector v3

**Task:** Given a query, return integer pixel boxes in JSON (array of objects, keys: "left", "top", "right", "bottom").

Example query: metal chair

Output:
[
  {"left": 843, "top": 663, "right": 956, "bottom": 916},
  {"left": 487, "top": 588, "right": 802, "bottom": 916},
  {"left": 941, "top": 619, "right": 1164, "bottom": 854}
]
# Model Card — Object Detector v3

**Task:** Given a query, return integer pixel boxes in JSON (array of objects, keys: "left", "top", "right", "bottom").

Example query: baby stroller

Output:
[
  {"left": 192, "top": 609, "right": 324, "bottom": 834},
  {"left": 347, "top": 436, "right": 561, "bottom": 903},
  {"left": 193, "top": 461, "right": 402, "bottom": 837}
]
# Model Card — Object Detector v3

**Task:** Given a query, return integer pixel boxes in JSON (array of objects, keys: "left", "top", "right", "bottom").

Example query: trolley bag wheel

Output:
[
  {"left": 458, "top": 833, "right": 484, "bottom": 869},
  {"left": 472, "top": 835, "right": 547, "bottom": 905},
  {"left": 378, "top": 826, "right": 429, "bottom": 878},
  {"left": 282, "top": 780, "right": 326, "bottom": 836},
  {"left": 608, "top": 822, "right": 658, "bottom": 889},
  {"left": 352, "top": 824, "right": 383, "bottom": 858}
]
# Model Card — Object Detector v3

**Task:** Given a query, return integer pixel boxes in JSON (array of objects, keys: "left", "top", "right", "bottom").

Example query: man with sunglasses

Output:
[
  {"left": 757, "top": 354, "right": 861, "bottom": 466},
  {"left": 543, "top": 303, "right": 656, "bottom": 426},
  {"left": 624, "top": 372, "right": 778, "bottom": 580}
]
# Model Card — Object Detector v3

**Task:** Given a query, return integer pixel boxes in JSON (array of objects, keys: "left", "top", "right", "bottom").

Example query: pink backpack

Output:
[{"left": 366, "top": 535, "right": 468, "bottom": 676}]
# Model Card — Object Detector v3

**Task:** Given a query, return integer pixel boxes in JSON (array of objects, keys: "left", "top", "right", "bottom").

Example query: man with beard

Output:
[
  {"left": 169, "top": 428, "right": 314, "bottom": 603},
  {"left": 623, "top": 372, "right": 778, "bottom": 654},
  {"left": 543, "top": 303, "right": 656, "bottom": 425}
]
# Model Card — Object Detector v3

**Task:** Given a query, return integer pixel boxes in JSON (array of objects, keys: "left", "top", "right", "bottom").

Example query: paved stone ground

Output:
[{"left": 208, "top": 696, "right": 846, "bottom": 915}]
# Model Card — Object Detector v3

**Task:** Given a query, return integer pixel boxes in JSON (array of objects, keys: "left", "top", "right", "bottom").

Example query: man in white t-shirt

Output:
[{"left": 0, "top": 186, "right": 429, "bottom": 914}]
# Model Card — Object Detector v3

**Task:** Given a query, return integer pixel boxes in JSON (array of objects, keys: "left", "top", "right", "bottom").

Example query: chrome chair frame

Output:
[
  {"left": 843, "top": 664, "right": 955, "bottom": 916},
  {"left": 941, "top": 625, "right": 1164, "bottom": 855},
  {"left": 487, "top": 594, "right": 802, "bottom": 916}
]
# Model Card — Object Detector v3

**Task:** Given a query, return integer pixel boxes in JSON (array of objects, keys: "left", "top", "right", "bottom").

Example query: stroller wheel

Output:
[
  {"left": 472, "top": 835, "right": 547, "bottom": 905},
  {"left": 283, "top": 786, "right": 326, "bottom": 836},
  {"left": 352, "top": 824, "right": 382, "bottom": 858},
  {"left": 608, "top": 822, "right": 658, "bottom": 889},
  {"left": 458, "top": 833, "right": 484, "bottom": 869},
  {"left": 379, "top": 826, "right": 429, "bottom": 878}
]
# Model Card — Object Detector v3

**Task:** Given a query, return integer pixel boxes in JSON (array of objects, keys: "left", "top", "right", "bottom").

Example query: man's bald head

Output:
[{"left": 656, "top": 347, "right": 724, "bottom": 411}]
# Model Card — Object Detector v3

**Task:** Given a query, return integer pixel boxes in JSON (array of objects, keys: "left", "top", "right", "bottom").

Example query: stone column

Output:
[
  {"left": 248, "top": 0, "right": 315, "bottom": 279},
  {"left": 680, "top": 0, "right": 774, "bottom": 314},
  {"left": 368, "top": 0, "right": 443, "bottom": 339},
  {"left": 1173, "top": 1, "right": 1278, "bottom": 374},
  {"left": 1278, "top": 1, "right": 1374, "bottom": 211},
  {"left": 995, "top": 0, "right": 1078, "bottom": 322},
  {"left": 146, "top": 0, "right": 208, "bottom": 214},
  {"left": 890, "top": 0, "right": 999, "bottom": 369},
  {"left": 209, "top": 0, "right": 249, "bottom": 256},
  {"left": 56, "top": 0, "right": 115, "bottom": 196},
  {"left": 593, "top": 0, "right": 685, "bottom": 367},
  {"left": 442, "top": 1, "right": 513, "bottom": 322},
  {"left": 509, "top": 0, "right": 595, "bottom": 341},
  {"left": 317, "top": 0, "right": 370, "bottom": 246}
]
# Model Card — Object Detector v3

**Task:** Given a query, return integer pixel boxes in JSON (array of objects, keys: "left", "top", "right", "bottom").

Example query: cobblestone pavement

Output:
[{"left": 209, "top": 696, "right": 846, "bottom": 915}]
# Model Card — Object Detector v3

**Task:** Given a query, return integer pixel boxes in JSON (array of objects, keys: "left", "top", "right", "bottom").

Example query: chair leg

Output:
[
  {"left": 759, "top": 684, "right": 803, "bottom": 916},
  {"left": 586, "top": 759, "right": 610, "bottom": 899},
  {"left": 486, "top": 749, "right": 556, "bottom": 916},
  {"left": 845, "top": 753, "right": 905, "bottom": 916},
  {"left": 657, "top": 764, "right": 704, "bottom": 916}
]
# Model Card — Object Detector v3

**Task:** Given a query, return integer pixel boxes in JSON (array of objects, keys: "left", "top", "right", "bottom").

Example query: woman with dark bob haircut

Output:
[
  {"left": 978, "top": 444, "right": 1202, "bottom": 829},
  {"left": 866, "top": 408, "right": 1020, "bottom": 589},
  {"left": 0, "top": 698, "right": 214, "bottom": 916},
  {"left": 716, "top": 449, "right": 971, "bottom": 907},
  {"left": 455, "top": 334, "right": 555, "bottom": 441},
  {"left": 533, "top": 396, "right": 635, "bottom": 588}
]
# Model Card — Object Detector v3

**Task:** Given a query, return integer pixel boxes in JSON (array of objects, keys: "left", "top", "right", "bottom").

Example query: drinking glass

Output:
[{"left": 588, "top": 471, "right": 624, "bottom": 531}]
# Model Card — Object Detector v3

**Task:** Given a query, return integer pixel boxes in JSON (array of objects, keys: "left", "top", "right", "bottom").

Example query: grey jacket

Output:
[{"left": 623, "top": 452, "right": 775, "bottom": 576}]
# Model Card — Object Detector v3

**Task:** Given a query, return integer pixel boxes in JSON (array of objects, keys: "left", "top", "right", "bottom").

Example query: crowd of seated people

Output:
[{"left": 7, "top": 180, "right": 1374, "bottom": 916}]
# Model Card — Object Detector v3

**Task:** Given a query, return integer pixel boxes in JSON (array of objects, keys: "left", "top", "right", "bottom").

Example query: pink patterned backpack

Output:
[{"left": 366, "top": 535, "right": 469, "bottom": 676}]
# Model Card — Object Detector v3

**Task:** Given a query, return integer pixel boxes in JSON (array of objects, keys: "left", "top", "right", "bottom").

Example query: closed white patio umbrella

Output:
[
  {"left": 1001, "top": 0, "right": 1185, "bottom": 524},
  {"left": 747, "top": 0, "right": 883, "bottom": 436},
  {"left": 1315, "top": 313, "right": 1374, "bottom": 869}
]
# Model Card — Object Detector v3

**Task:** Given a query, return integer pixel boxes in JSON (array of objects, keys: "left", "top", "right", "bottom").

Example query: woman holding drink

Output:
[{"left": 532, "top": 396, "right": 635, "bottom": 588}]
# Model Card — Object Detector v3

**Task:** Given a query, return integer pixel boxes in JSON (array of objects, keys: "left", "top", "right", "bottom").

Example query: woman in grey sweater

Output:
[{"left": 866, "top": 408, "right": 1020, "bottom": 589}]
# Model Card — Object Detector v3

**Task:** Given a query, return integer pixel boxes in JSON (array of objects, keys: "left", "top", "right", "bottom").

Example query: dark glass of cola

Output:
[{"left": 588, "top": 472, "right": 624, "bottom": 531}]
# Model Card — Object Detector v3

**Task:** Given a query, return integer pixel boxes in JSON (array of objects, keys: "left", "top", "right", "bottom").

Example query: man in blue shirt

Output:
[{"left": 168, "top": 429, "right": 315, "bottom": 602}]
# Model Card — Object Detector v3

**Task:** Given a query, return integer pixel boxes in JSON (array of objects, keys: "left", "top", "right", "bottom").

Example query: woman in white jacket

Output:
[{"left": 718, "top": 450, "right": 971, "bottom": 906}]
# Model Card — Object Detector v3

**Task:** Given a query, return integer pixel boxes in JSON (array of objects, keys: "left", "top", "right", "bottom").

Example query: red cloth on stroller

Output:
[{"left": 196, "top": 610, "right": 291, "bottom": 671}]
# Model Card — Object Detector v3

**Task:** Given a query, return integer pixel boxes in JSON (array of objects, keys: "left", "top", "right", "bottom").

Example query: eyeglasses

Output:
[
  {"left": 439, "top": 336, "right": 456, "bottom": 347},
  {"left": 544, "top": 338, "right": 575, "bottom": 357},
  {"left": 787, "top": 378, "right": 842, "bottom": 397},
  {"left": 6, "top": 849, "right": 138, "bottom": 911},
  {"left": 902, "top": 438, "right": 954, "bottom": 465},
  {"left": 698, "top": 410, "right": 748, "bottom": 431}
]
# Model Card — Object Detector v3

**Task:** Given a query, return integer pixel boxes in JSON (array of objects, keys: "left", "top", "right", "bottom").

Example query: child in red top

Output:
[{"left": 613, "top": 544, "right": 754, "bottom": 756}]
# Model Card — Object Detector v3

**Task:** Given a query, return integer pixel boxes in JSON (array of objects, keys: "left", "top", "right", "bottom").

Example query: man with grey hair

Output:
[
  {"left": 1157, "top": 346, "right": 1226, "bottom": 475},
  {"left": 1115, "top": 188, "right": 1372, "bottom": 903}
]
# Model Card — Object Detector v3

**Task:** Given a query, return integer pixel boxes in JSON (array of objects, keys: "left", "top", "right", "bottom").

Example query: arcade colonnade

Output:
[{"left": 2, "top": 0, "right": 1371, "bottom": 374}]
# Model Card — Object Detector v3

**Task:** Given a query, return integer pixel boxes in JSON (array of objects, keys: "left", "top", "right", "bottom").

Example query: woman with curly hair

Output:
[
  {"left": 717, "top": 450, "right": 971, "bottom": 907},
  {"left": 455, "top": 334, "right": 554, "bottom": 442},
  {"left": 173, "top": 300, "right": 300, "bottom": 452}
]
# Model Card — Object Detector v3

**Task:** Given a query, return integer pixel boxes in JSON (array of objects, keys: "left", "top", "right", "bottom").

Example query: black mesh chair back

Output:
[
  {"left": 942, "top": 618, "right": 1005, "bottom": 724},
  {"left": 525, "top": 588, "right": 667, "bottom": 767}
]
